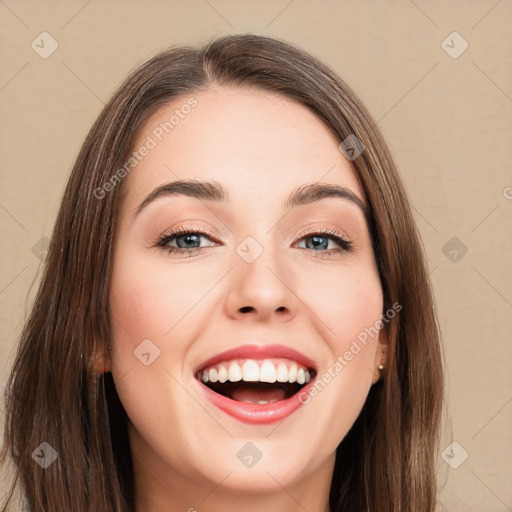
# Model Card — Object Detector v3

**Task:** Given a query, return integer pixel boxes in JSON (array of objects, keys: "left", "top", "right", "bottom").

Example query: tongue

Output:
[{"left": 231, "top": 385, "right": 287, "bottom": 404}]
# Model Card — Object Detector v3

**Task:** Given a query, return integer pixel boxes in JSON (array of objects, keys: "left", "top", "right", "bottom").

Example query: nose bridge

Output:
[{"left": 224, "top": 232, "right": 297, "bottom": 321}]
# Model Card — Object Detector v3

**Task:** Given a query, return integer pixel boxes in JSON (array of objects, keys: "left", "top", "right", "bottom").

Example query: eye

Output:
[
  {"left": 154, "top": 226, "right": 353, "bottom": 258},
  {"left": 295, "top": 228, "right": 353, "bottom": 256},
  {"left": 155, "top": 226, "right": 219, "bottom": 257}
]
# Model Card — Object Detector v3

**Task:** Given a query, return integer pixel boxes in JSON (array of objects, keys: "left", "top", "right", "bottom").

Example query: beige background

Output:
[{"left": 1, "top": 1, "right": 511, "bottom": 510}]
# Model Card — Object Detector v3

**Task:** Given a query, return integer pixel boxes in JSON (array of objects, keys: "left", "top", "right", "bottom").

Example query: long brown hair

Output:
[{"left": 1, "top": 34, "right": 444, "bottom": 511}]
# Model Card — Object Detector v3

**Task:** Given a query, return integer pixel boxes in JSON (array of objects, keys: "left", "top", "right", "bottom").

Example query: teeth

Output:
[
  {"left": 259, "top": 361, "right": 277, "bottom": 383},
  {"left": 276, "top": 363, "right": 288, "bottom": 382},
  {"left": 198, "top": 358, "right": 313, "bottom": 385},
  {"left": 218, "top": 365, "right": 228, "bottom": 383},
  {"left": 228, "top": 362, "right": 242, "bottom": 382},
  {"left": 242, "top": 360, "right": 260, "bottom": 381},
  {"left": 288, "top": 363, "right": 298, "bottom": 383}
]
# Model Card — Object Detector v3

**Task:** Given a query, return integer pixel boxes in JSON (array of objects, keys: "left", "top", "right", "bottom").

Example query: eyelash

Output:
[
  {"left": 155, "top": 226, "right": 354, "bottom": 258},
  {"left": 295, "top": 227, "right": 354, "bottom": 256}
]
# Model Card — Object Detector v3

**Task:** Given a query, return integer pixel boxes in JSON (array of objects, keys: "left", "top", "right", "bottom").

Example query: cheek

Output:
[
  {"left": 264, "top": 258, "right": 384, "bottom": 465},
  {"left": 295, "top": 264, "right": 383, "bottom": 439},
  {"left": 297, "top": 258, "right": 383, "bottom": 383},
  {"left": 109, "top": 251, "right": 216, "bottom": 349},
  {"left": 107, "top": 252, "right": 214, "bottom": 446},
  {"left": 292, "top": 257, "right": 383, "bottom": 350}
]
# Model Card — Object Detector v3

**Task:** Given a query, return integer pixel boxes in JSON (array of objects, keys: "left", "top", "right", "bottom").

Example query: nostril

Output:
[{"left": 240, "top": 306, "right": 254, "bottom": 313}]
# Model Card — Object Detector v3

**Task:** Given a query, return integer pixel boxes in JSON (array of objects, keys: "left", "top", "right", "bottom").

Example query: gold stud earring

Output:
[{"left": 377, "top": 362, "right": 385, "bottom": 371}]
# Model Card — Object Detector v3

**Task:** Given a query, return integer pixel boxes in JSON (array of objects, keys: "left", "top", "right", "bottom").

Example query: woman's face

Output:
[{"left": 108, "top": 85, "right": 386, "bottom": 504}]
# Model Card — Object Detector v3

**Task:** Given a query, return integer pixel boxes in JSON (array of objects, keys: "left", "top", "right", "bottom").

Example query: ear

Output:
[
  {"left": 92, "top": 343, "right": 111, "bottom": 374},
  {"left": 371, "top": 325, "right": 388, "bottom": 385}
]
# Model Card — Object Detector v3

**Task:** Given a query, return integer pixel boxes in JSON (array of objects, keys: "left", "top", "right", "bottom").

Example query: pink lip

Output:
[
  {"left": 195, "top": 343, "right": 317, "bottom": 373},
  {"left": 194, "top": 344, "right": 317, "bottom": 425}
]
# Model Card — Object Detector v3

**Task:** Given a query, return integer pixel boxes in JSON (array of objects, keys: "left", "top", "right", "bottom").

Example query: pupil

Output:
[
  {"left": 307, "top": 236, "right": 327, "bottom": 250},
  {"left": 177, "top": 234, "right": 200, "bottom": 249}
]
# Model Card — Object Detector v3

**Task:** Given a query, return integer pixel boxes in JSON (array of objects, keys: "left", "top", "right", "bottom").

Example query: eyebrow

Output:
[{"left": 134, "top": 179, "right": 369, "bottom": 220}]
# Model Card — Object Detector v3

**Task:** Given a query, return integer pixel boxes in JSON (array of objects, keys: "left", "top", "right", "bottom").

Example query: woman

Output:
[{"left": 1, "top": 34, "right": 444, "bottom": 511}]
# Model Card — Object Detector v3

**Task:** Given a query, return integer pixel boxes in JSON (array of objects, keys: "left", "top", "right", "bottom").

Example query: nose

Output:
[{"left": 223, "top": 245, "right": 298, "bottom": 323}]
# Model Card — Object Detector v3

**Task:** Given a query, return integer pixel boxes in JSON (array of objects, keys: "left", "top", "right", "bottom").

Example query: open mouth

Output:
[{"left": 196, "top": 359, "right": 316, "bottom": 405}]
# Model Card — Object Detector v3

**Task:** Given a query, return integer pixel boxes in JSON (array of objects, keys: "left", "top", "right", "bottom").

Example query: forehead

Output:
[{"left": 122, "top": 85, "right": 364, "bottom": 211}]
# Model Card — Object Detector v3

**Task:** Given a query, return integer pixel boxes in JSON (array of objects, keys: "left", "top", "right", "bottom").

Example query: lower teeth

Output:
[
  {"left": 231, "top": 385, "right": 286, "bottom": 404},
  {"left": 241, "top": 399, "right": 277, "bottom": 405}
]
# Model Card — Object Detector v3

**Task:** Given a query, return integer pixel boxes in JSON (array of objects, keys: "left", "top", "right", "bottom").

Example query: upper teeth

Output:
[{"left": 198, "top": 359, "right": 312, "bottom": 385}]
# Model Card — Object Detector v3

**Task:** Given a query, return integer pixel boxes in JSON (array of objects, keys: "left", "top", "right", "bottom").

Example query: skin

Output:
[{"left": 102, "top": 85, "right": 387, "bottom": 512}]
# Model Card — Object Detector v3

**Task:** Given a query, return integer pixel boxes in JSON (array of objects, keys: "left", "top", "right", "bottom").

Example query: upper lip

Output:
[{"left": 194, "top": 344, "right": 317, "bottom": 374}]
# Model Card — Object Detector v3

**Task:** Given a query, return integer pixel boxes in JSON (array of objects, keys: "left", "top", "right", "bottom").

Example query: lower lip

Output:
[{"left": 196, "top": 379, "right": 315, "bottom": 425}]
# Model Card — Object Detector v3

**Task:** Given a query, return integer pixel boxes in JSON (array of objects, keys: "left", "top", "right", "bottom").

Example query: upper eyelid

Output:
[{"left": 295, "top": 226, "right": 351, "bottom": 240}]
